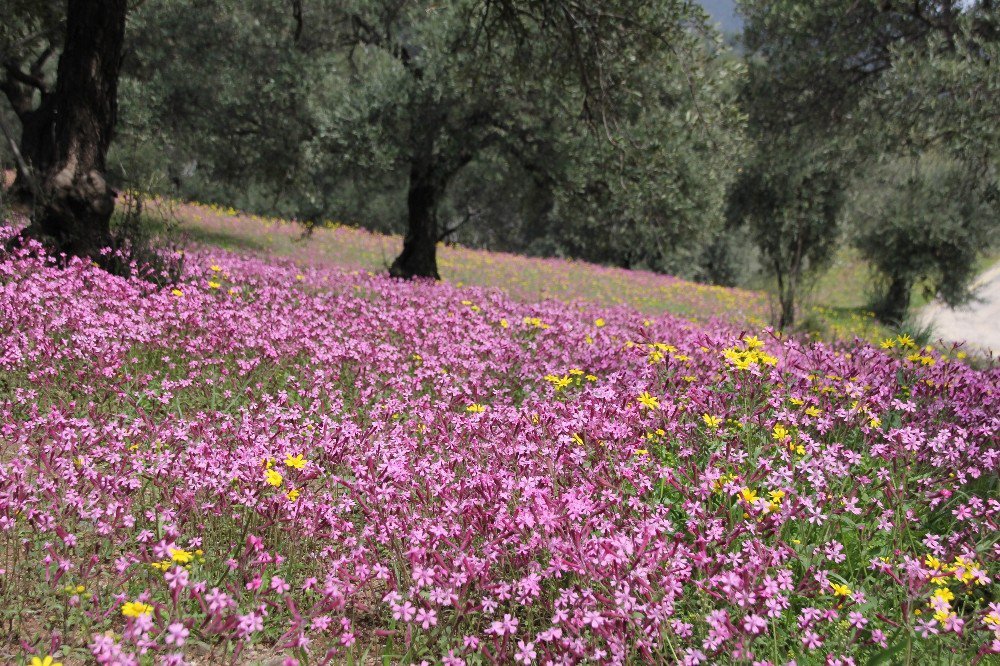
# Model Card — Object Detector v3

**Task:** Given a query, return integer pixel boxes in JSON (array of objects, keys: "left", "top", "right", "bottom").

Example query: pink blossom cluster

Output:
[{"left": 0, "top": 230, "right": 998, "bottom": 664}]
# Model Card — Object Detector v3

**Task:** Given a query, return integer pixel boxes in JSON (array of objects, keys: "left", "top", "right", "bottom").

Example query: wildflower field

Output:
[
  {"left": 1, "top": 221, "right": 998, "bottom": 666},
  {"left": 165, "top": 201, "right": 768, "bottom": 321}
]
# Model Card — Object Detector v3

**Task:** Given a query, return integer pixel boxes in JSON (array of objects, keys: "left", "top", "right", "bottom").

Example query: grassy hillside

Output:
[{"left": 154, "top": 199, "right": 891, "bottom": 344}]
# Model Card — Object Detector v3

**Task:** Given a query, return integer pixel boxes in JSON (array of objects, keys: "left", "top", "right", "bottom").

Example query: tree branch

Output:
[
  {"left": 2, "top": 60, "right": 48, "bottom": 93},
  {"left": 0, "top": 112, "right": 39, "bottom": 198}
]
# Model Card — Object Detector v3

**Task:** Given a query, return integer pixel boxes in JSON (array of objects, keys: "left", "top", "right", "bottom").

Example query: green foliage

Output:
[
  {"left": 0, "top": 0, "right": 62, "bottom": 62},
  {"left": 731, "top": 0, "right": 1000, "bottom": 326},
  {"left": 727, "top": 138, "right": 844, "bottom": 328},
  {"left": 107, "top": 0, "right": 747, "bottom": 280},
  {"left": 857, "top": 8, "right": 1000, "bottom": 164},
  {"left": 849, "top": 153, "right": 999, "bottom": 324},
  {"left": 547, "top": 39, "right": 747, "bottom": 278},
  {"left": 113, "top": 0, "right": 340, "bottom": 220},
  {"left": 850, "top": 6, "right": 1000, "bottom": 323}
]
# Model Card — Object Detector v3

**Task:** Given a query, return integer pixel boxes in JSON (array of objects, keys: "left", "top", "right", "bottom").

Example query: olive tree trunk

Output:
[
  {"left": 389, "top": 118, "right": 472, "bottom": 280},
  {"left": 875, "top": 275, "right": 912, "bottom": 326},
  {"left": 390, "top": 154, "right": 443, "bottom": 279},
  {"left": 28, "top": 0, "right": 127, "bottom": 260}
]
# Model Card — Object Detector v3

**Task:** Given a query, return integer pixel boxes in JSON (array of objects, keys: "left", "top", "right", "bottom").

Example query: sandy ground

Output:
[{"left": 918, "top": 262, "right": 1000, "bottom": 356}]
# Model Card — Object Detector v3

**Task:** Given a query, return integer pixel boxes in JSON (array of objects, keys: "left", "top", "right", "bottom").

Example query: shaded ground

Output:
[{"left": 919, "top": 262, "right": 1000, "bottom": 356}]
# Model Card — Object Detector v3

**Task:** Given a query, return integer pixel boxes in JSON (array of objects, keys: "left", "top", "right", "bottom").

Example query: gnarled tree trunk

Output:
[
  {"left": 28, "top": 0, "right": 127, "bottom": 260},
  {"left": 390, "top": 154, "right": 443, "bottom": 279},
  {"left": 876, "top": 275, "right": 912, "bottom": 326},
  {"left": 0, "top": 70, "right": 56, "bottom": 205},
  {"left": 7, "top": 101, "right": 56, "bottom": 203},
  {"left": 389, "top": 109, "right": 479, "bottom": 280}
]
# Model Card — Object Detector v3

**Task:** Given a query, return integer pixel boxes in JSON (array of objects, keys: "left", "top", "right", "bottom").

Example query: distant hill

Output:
[{"left": 700, "top": 0, "right": 742, "bottom": 35}]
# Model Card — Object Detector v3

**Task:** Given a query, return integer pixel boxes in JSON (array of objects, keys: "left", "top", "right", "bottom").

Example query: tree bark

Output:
[
  {"left": 774, "top": 259, "right": 795, "bottom": 329},
  {"left": 390, "top": 155, "right": 442, "bottom": 279},
  {"left": 0, "top": 66, "right": 55, "bottom": 204},
  {"left": 8, "top": 101, "right": 56, "bottom": 203},
  {"left": 877, "top": 275, "right": 911, "bottom": 325},
  {"left": 778, "top": 290, "right": 795, "bottom": 330},
  {"left": 27, "top": 0, "right": 127, "bottom": 260}
]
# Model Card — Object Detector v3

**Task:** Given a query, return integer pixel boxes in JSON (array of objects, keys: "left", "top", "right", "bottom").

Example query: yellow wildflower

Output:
[
  {"left": 30, "top": 657, "right": 62, "bottom": 666},
  {"left": 168, "top": 548, "right": 192, "bottom": 564},
  {"left": 265, "top": 469, "right": 283, "bottom": 487},
  {"left": 466, "top": 403, "right": 486, "bottom": 413},
  {"left": 283, "top": 454, "right": 306, "bottom": 470},
  {"left": 122, "top": 601, "right": 153, "bottom": 618},
  {"left": 830, "top": 583, "right": 851, "bottom": 597},
  {"left": 702, "top": 414, "right": 722, "bottom": 428},
  {"left": 759, "top": 352, "right": 778, "bottom": 366},
  {"left": 171, "top": 289, "right": 183, "bottom": 297},
  {"left": 553, "top": 375, "right": 572, "bottom": 390},
  {"left": 595, "top": 318, "right": 606, "bottom": 327},
  {"left": 740, "top": 487, "right": 758, "bottom": 504},
  {"left": 637, "top": 392, "right": 660, "bottom": 410}
]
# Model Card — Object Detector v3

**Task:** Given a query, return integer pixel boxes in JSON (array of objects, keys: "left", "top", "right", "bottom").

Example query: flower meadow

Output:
[
  {"left": 1, "top": 226, "right": 999, "bottom": 666},
  {"left": 163, "top": 200, "right": 887, "bottom": 344},
  {"left": 162, "top": 200, "right": 774, "bottom": 325}
]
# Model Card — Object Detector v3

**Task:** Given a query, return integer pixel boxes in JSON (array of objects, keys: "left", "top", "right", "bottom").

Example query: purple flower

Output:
[
  {"left": 515, "top": 640, "right": 537, "bottom": 664},
  {"left": 164, "top": 622, "right": 189, "bottom": 647}
]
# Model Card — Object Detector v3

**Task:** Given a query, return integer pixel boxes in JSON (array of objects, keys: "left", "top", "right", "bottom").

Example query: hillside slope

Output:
[{"left": 160, "top": 199, "right": 900, "bottom": 347}]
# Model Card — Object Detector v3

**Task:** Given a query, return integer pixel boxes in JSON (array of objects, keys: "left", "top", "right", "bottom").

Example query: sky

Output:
[{"left": 699, "top": 0, "right": 743, "bottom": 34}]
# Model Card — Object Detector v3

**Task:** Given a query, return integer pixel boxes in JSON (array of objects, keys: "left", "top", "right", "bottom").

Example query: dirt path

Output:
[{"left": 918, "top": 262, "right": 1000, "bottom": 356}]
